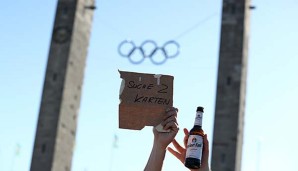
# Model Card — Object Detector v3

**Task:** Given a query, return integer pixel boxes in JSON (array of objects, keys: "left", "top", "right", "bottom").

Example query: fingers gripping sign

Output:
[
  {"left": 153, "top": 107, "right": 179, "bottom": 150},
  {"left": 155, "top": 107, "right": 179, "bottom": 132}
]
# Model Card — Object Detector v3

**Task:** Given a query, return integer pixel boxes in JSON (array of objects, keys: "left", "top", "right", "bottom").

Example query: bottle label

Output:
[
  {"left": 185, "top": 135, "right": 203, "bottom": 160},
  {"left": 194, "top": 111, "right": 203, "bottom": 126}
]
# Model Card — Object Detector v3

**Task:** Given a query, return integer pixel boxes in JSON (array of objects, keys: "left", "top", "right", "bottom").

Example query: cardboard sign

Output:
[{"left": 119, "top": 70, "right": 174, "bottom": 130}]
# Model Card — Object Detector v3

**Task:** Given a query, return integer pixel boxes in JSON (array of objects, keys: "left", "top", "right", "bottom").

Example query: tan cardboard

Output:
[{"left": 119, "top": 70, "right": 174, "bottom": 130}]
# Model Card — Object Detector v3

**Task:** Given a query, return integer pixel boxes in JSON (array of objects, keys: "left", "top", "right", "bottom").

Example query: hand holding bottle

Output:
[{"left": 168, "top": 129, "right": 210, "bottom": 171}]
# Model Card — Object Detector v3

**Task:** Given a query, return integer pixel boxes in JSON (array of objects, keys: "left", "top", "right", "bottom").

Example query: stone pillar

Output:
[
  {"left": 211, "top": 0, "right": 250, "bottom": 170},
  {"left": 30, "top": 0, "right": 95, "bottom": 170}
]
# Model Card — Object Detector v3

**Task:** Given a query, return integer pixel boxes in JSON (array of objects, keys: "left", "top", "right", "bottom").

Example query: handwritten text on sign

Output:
[
  {"left": 119, "top": 70, "right": 174, "bottom": 130},
  {"left": 127, "top": 81, "right": 170, "bottom": 105}
]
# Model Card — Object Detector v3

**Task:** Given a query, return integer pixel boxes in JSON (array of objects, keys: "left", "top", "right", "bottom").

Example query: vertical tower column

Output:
[
  {"left": 211, "top": 0, "right": 250, "bottom": 170},
  {"left": 30, "top": 0, "right": 95, "bottom": 171}
]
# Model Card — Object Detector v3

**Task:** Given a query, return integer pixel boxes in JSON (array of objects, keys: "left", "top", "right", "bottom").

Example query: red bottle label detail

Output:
[{"left": 185, "top": 135, "right": 203, "bottom": 159}]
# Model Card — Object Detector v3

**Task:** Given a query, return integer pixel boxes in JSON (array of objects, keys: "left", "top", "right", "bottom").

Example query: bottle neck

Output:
[{"left": 194, "top": 111, "right": 203, "bottom": 127}]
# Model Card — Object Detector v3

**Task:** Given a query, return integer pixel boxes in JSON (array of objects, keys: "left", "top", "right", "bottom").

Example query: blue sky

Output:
[{"left": 1, "top": 0, "right": 298, "bottom": 171}]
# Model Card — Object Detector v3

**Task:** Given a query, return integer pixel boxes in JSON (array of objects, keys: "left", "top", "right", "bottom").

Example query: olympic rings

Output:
[{"left": 118, "top": 40, "right": 180, "bottom": 65}]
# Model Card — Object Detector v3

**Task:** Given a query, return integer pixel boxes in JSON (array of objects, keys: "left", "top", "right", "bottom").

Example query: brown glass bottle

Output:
[{"left": 185, "top": 106, "right": 205, "bottom": 169}]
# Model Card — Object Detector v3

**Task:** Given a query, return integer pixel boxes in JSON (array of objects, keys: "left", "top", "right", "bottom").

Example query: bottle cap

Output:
[{"left": 197, "top": 106, "right": 204, "bottom": 112}]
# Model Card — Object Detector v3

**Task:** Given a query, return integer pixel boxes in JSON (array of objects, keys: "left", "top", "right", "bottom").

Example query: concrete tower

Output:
[
  {"left": 30, "top": 0, "right": 95, "bottom": 171},
  {"left": 211, "top": 0, "right": 251, "bottom": 170}
]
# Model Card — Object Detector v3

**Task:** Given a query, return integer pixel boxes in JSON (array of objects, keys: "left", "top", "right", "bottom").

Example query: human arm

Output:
[
  {"left": 167, "top": 128, "right": 210, "bottom": 171},
  {"left": 144, "top": 107, "right": 179, "bottom": 171}
]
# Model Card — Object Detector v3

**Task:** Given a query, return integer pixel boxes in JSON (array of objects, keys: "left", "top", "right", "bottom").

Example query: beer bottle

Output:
[{"left": 185, "top": 106, "right": 205, "bottom": 169}]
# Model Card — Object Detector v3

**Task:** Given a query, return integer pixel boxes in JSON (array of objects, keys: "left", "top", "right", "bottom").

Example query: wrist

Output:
[
  {"left": 144, "top": 141, "right": 166, "bottom": 171},
  {"left": 153, "top": 141, "right": 167, "bottom": 155},
  {"left": 153, "top": 138, "right": 168, "bottom": 151}
]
